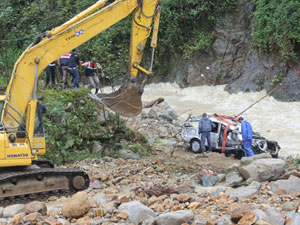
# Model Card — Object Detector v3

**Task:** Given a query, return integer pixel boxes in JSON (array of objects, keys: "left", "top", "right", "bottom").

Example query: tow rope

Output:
[{"left": 213, "top": 114, "right": 238, "bottom": 153}]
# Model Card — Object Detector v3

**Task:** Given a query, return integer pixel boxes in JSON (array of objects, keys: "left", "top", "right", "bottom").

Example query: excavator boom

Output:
[
  {"left": 0, "top": 0, "right": 162, "bottom": 203},
  {"left": 3, "top": 0, "right": 162, "bottom": 130}
]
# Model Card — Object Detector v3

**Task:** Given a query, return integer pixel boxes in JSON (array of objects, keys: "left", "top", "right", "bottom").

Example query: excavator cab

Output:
[{"left": 16, "top": 101, "right": 46, "bottom": 157}]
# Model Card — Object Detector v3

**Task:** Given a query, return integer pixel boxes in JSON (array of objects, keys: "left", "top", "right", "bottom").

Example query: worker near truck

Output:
[
  {"left": 198, "top": 113, "right": 216, "bottom": 155},
  {"left": 238, "top": 117, "right": 255, "bottom": 157}
]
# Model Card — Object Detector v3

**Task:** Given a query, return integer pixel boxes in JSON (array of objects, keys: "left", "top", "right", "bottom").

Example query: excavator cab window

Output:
[
  {"left": 0, "top": 101, "right": 3, "bottom": 129},
  {"left": 16, "top": 102, "right": 46, "bottom": 138},
  {"left": 33, "top": 102, "right": 46, "bottom": 138}
]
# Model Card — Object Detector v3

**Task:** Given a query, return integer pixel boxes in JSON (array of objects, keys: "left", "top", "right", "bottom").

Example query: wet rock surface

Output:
[{"left": 0, "top": 102, "right": 298, "bottom": 224}]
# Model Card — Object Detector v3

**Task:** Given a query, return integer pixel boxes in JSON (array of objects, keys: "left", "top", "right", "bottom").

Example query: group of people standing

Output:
[
  {"left": 45, "top": 49, "right": 104, "bottom": 94},
  {"left": 198, "top": 113, "right": 255, "bottom": 157}
]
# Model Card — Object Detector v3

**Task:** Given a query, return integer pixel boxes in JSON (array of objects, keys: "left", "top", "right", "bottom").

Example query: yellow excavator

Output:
[{"left": 0, "top": 0, "right": 162, "bottom": 202}]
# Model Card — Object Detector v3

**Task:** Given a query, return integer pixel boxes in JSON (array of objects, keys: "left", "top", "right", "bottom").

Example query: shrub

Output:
[{"left": 251, "top": 0, "right": 300, "bottom": 61}]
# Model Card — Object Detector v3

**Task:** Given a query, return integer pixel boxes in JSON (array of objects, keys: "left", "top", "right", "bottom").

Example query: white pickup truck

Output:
[{"left": 181, "top": 114, "right": 280, "bottom": 159}]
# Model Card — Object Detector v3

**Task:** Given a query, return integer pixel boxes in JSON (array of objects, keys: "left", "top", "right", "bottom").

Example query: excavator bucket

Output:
[{"left": 89, "top": 78, "right": 144, "bottom": 117}]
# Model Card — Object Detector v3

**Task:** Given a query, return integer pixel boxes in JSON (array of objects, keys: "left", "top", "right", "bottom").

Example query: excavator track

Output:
[{"left": 0, "top": 167, "right": 90, "bottom": 206}]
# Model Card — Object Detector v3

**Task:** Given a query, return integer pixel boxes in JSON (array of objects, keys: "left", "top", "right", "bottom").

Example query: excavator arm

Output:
[{"left": 2, "top": 0, "right": 162, "bottom": 131}]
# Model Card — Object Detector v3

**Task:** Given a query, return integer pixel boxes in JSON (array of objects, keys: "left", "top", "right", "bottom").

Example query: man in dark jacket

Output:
[
  {"left": 45, "top": 62, "right": 56, "bottom": 88},
  {"left": 198, "top": 113, "right": 216, "bottom": 154},
  {"left": 68, "top": 49, "right": 81, "bottom": 89}
]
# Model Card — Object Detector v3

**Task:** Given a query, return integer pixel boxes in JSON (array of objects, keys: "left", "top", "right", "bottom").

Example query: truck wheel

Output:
[
  {"left": 234, "top": 150, "right": 244, "bottom": 159},
  {"left": 190, "top": 139, "right": 201, "bottom": 153},
  {"left": 271, "top": 153, "right": 278, "bottom": 158}
]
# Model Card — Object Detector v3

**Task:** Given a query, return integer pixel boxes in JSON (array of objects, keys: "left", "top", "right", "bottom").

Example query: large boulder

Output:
[
  {"left": 270, "top": 175, "right": 300, "bottom": 196},
  {"left": 119, "top": 149, "right": 141, "bottom": 160},
  {"left": 199, "top": 176, "right": 219, "bottom": 187},
  {"left": 62, "top": 192, "right": 90, "bottom": 218},
  {"left": 287, "top": 214, "right": 300, "bottom": 225},
  {"left": 240, "top": 153, "right": 272, "bottom": 163},
  {"left": 25, "top": 201, "right": 47, "bottom": 216},
  {"left": 252, "top": 207, "right": 285, "bottom": 225},
  {"left": 238, "top": 158, "right": 285, "bottom": 183},
  {"left": 154, "top": 210, "right": 194, "bottom": 225},
  {"left": 226, "top": 181, "right": 261, "bottom": 199},
  {"left": 118, "top": 201, "right": 156, "bottom": 224},
  {"left": 3, "top": 204, "right": 25, "bottom": 218},
  {"left": 224, "top": 171, "right": 244, "bottom": 187}
]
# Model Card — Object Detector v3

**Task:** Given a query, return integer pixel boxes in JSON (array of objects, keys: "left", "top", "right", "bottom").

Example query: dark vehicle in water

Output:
[{"left": 181, "top": 114, "right": 280, "bottom": 158}]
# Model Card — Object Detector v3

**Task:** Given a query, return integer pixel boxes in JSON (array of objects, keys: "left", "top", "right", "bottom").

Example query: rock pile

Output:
[{"left": 1, "top": 102, "right": 299, "bottom": 225}]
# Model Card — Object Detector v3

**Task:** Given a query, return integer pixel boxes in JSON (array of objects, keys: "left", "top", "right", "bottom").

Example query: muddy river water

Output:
[{"left": 103, "top": 83, "right": 300, "bottom": 156}]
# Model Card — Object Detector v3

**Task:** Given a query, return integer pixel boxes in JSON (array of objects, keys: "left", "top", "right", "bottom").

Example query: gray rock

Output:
[
  {"left": 0, "top": 219, "right": 8, "bottom": 224},
  {"left": 251, "top": 209, "right": 269, "bottom": 222},
  {"left": 282, "top": 201, "right": 298, "bottom": 211},
  {"left": 3, "top": 204, "right": 25, "bottom": 218},
  {"left": 213, "top": 38, "right": 237, "bottom": 55},
  {"left": 238, "top": 158, "right": 285, "bottom": 183},
  {"left": 199, "top": 176, "right": 219, "bottom": 187},
  {"left": 154, "top": 210, "right": 194, "bottom": 225},
  {"left": 57, "top": 218, "right": 70, "bottom": 225},
  {"left": 195, "top": 186, "right": 226, "bottom": 195},
  {"left": 270, "top": 175, "right": 300, "bottom": 196},
  {"left": 0, "top": 207, "right": 3, "bottom": 217},
  {"left": 91, "top": 218, "right": 110, "bottom": 225},
  {"left": 158, "top": 126, "right": 169, "bottom": 138},
  {"left": 287, "top": 214, "right": 300, "bottom": 225},
  {"left": 111, "top": 177, "right": 123, "bottom": 184},
  {"left": 225, "top": 171, "right": 244, "bottom": 187},
  {"left": 119, "top": 149, "right": 141, "bottom": 160},
  {"left": 92, "top": 143, "right": 103, "bottom": 154},
  {"left": 91, "top": 192, "right": 107, "bottom": 205},
  {"left": 252, "top": 207, "right": 285, "bottom": 225},
  {"left": 240, "top": 153, "right": 272, "bottom": 163},
  {"left": 285, "top": 212, "right": 298, "bottom": 220},
  {"left": 160, "top": 107, "right": 178, "bottom": 121},
  {"left": 216, "top": 174, "right": 226, "bottom": 184},
  {"left": 216, "top": 215, "right": 232, "bottom": 225},
  {"left": 90, "top": 180, "right": 101, "bottom": 189},
  {"left": 265, "top": 207, "right": 285, "bottom": 225},
  {"left": 148, "top": 138, "right": 156, "bottom": 143},
  {"left": 25, "top": 201, "right": 47, "bottom": 216},
  {"left": 119, "top": 201, "right": 156, "bottom": 224},
  {"left": 120, "top": 179, "right": 130, "bottom": 185},
  {"left": 227, "top": 181, "right": 261, "bottom": 199},
  {"left": 148, "top": 108, "right": 158, "bottom": 118}
]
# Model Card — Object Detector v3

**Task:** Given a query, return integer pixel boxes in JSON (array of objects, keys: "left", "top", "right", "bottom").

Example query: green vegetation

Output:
[
  {"left": 270, "top": 72, "right": 284, "bottom": 87},
  {"left": 251, "top": 0, "right": 300, "bottom": 60},
  {"left": 39, "top": 88, "right": 148, "bottom": 165},
  {"left": 2, "top": 0, "right": 300, "bottom": 86},
  {"left": 0, "top": 0, "right": 237, "bottom": 87}
]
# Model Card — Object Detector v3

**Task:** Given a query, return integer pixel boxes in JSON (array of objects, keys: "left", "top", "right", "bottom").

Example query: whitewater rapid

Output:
[{"left": 103, "top": 83, "right": 300, "bottom": 156}]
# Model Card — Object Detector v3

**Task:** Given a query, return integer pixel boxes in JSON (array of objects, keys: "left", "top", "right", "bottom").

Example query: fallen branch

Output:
[{"left": 144, "top": 97, "right": 164, "bottom": 108}]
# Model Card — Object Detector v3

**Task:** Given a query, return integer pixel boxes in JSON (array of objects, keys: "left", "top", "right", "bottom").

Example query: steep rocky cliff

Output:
[{"left": 156, "top": 0, "right": 300, "bottom": 102}]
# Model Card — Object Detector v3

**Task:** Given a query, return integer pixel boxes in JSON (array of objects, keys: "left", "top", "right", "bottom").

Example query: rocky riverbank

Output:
[{"left": 1, "top": 101, "right": 300, "bottom": 225}]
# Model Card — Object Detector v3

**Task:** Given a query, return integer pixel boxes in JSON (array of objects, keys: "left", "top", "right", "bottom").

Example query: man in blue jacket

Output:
[
  {"left": 198, "top": 113, "right": 216, "bottom": 155},
  {"left": 238, "top": 117, "right": 255, "bottom": 157}
]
